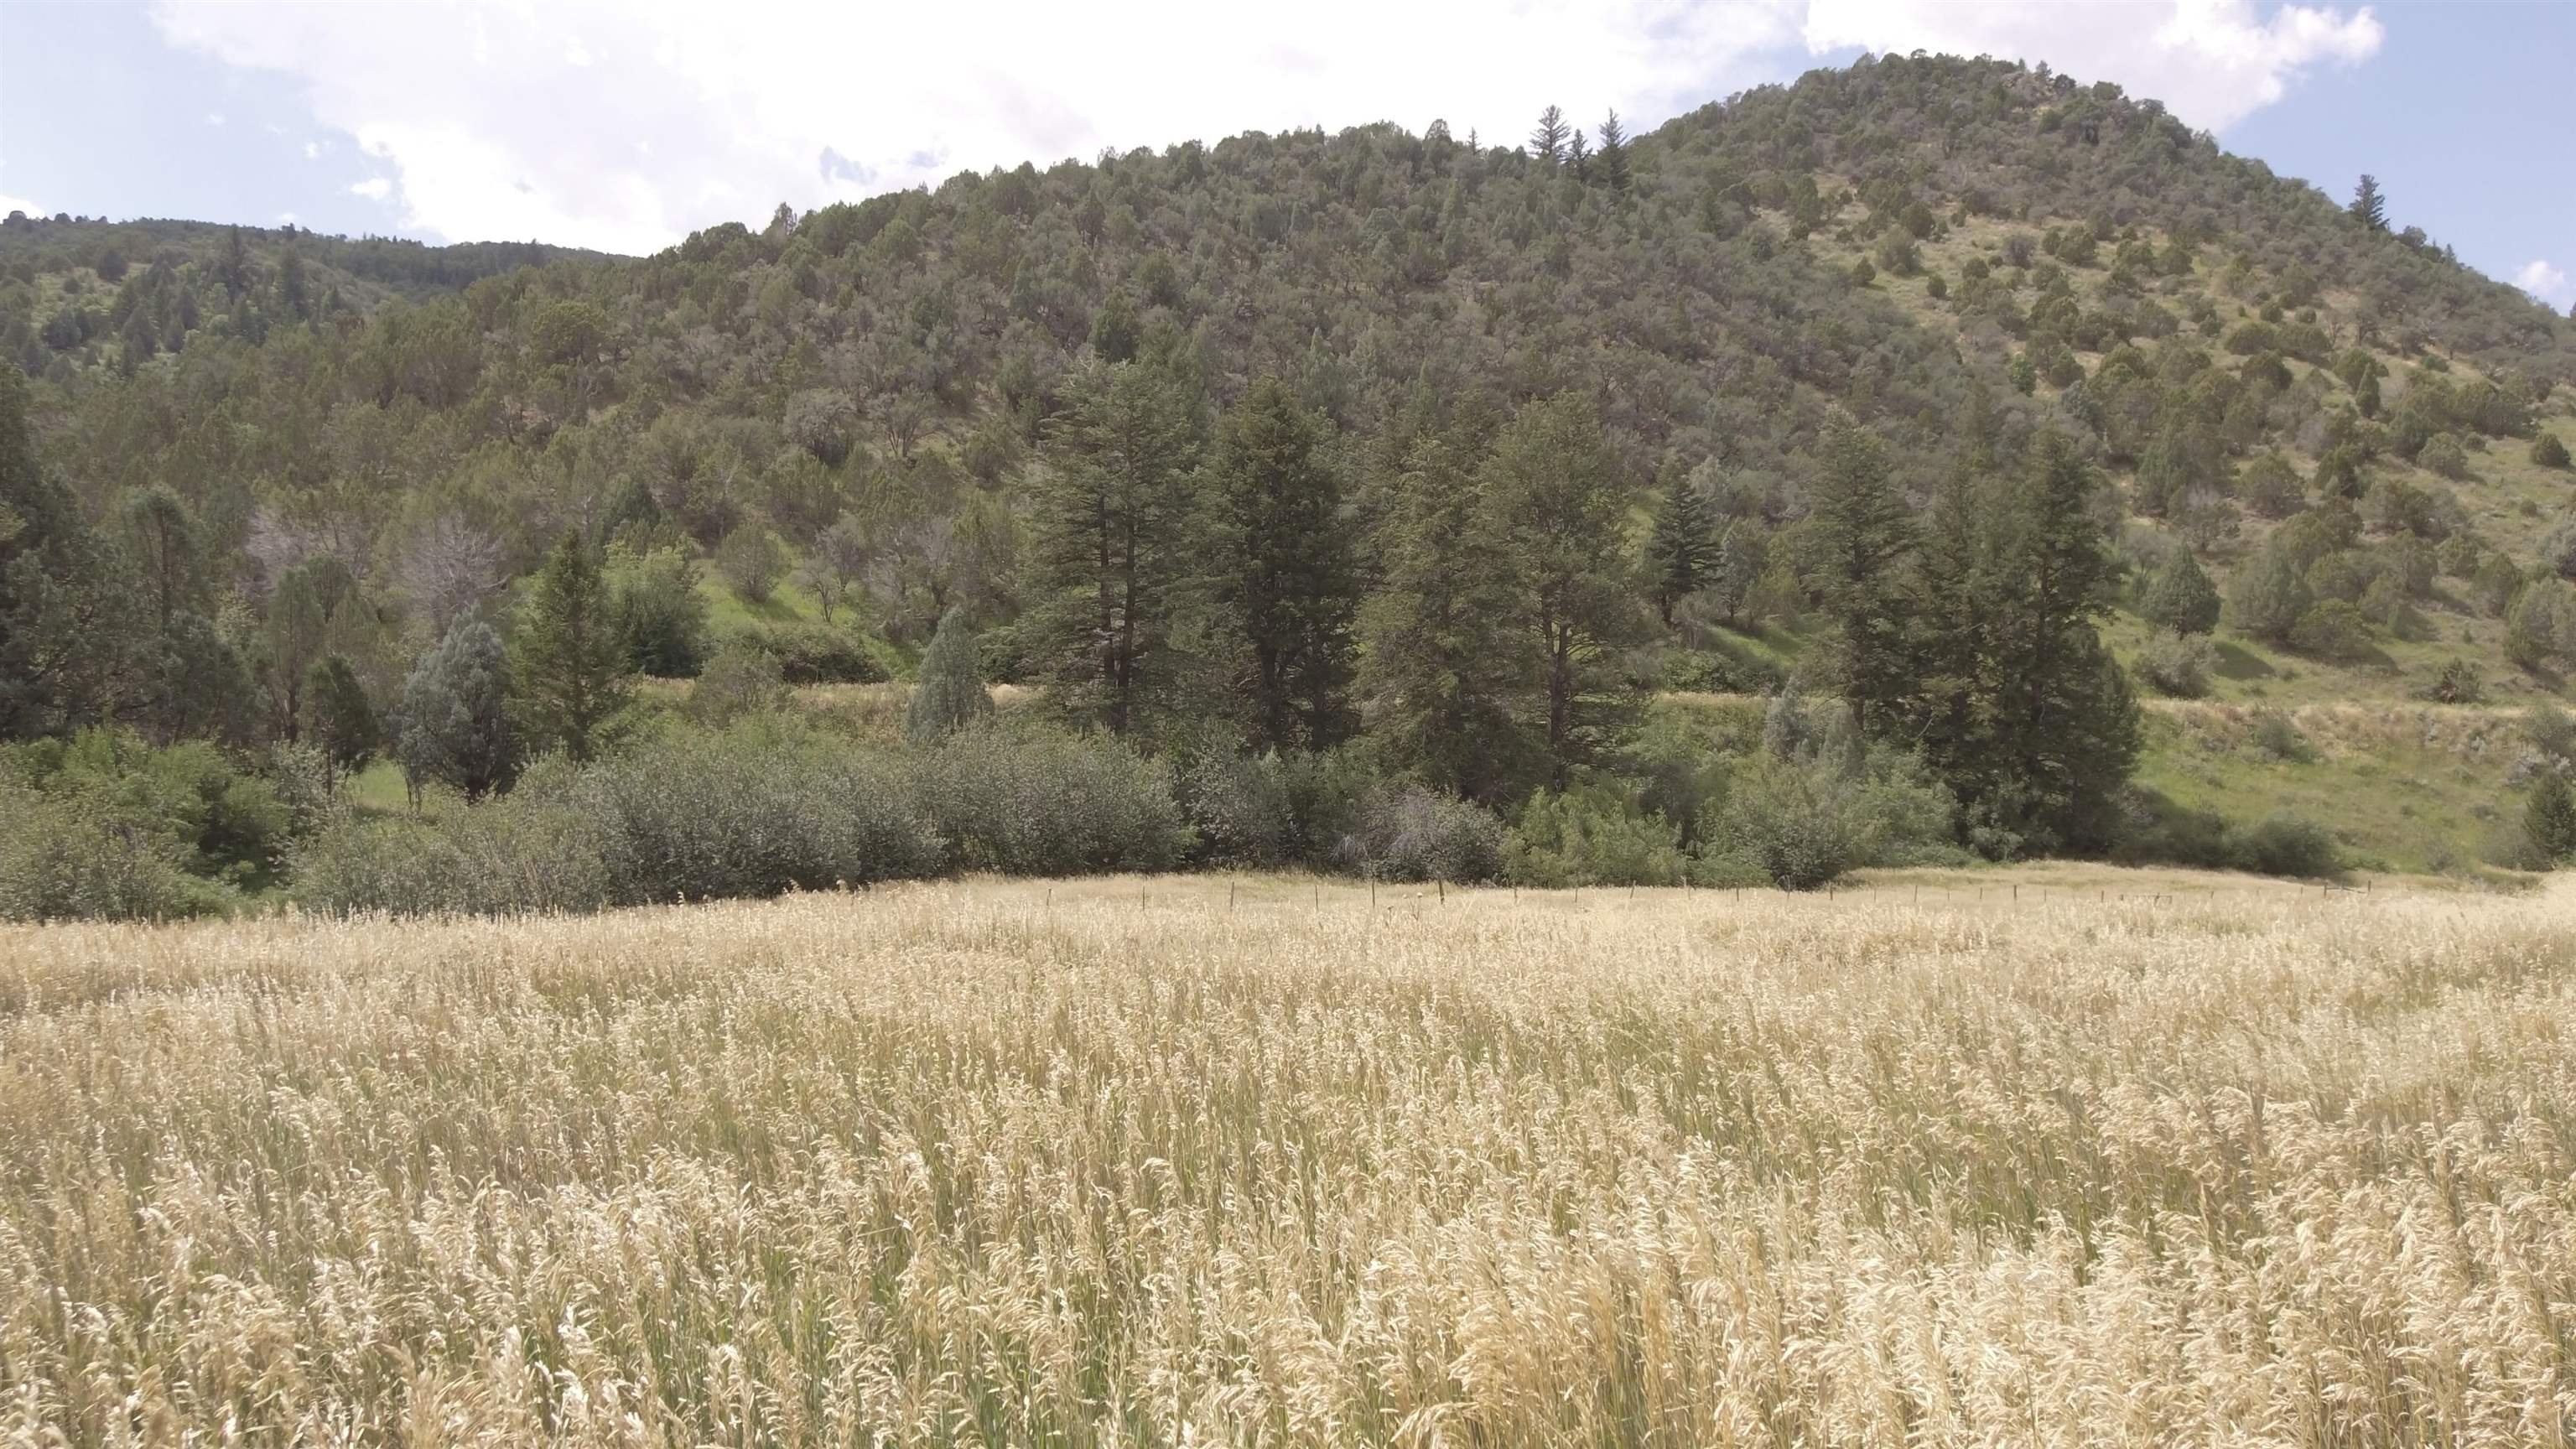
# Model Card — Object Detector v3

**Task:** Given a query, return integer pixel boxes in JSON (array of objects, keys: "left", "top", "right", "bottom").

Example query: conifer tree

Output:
[
  {"left": 2525, "top": 770, "right": 2576, "bottom": 863},
  {"left": 1488, "top": 393, "right": 1644, "bottom": 787},
  {"left": 1, "top": 364, "right": 143, "bottom": 738},
  {"left": 1024, "top": 358, "right": 1202, "bottom": 738},
  {"left": 303, "top": 654, "right": 380, "bottom": 781},
  {"left": 2228, "top": 544, "right": 2315, "bottom": 642},
  {"left": 2141, "top": 549, "right": 2222, "bottom": 636},
  {"left": 1207, "top": 378, "right": 1358, "bottom": 750},
  {"left": 394, "top": 618, "right": 517, "bottom": 802},
  {"left": 1808, "top": 417, "right": 1917, "bottom": 732},
  {"left": 2349, "top": 174, "right": 2388, "bottom": 232},
  {"left": 1358, "top": 437, "right": 1535, "bottom": 802},
  {"left": 1529, "top": 106, "right": 1569, "bottom": 164},
  {"left": 1644, "top": 462, "right": 1714, "bottom": 626},
  {"left": 906, "top": 607, "right": 994, "bottom": 745},
  {"left": 1594, "top": 111, "right": 1630, "bottom": 192},
  {"left": 1711, "top": 522, "right": 1766, "bottom": 627},
  {"left": 265, "top": 555, "right": 358, "bottom": 744},
  {"left": 512, "top": 532, "right": 631, "bottom": 762}
]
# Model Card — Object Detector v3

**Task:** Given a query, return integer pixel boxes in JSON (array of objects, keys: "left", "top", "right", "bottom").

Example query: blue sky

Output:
[{"left": 0, "top": 1, "right": 2567, "bottom": 306}]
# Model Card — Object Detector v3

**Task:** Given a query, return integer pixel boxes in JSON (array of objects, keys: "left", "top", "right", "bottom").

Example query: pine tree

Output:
[
  {"left": 1024, "top": 358, "right": 1202, "bottom": 738},
  {"left": 1207, "top": 378, "right": 1359, "bottom": 750},
  {"left": 2525, "top": 770, "right": 2576, "bottom": 863},
  {"left": 2349, "top": 174, "right": 2388, "bottom": 232},
  {"left": 905, "top": 608, "right": 994, "bottom": 745},
  {"left": 302, "top": 654, "right": 380, "bottom": 781},
  {"left": 1808, "top": 417, "right": 1918, "bottom": 732},
  {"left": 1488, "top": 393, "right": 1644, "bottom": 787},
  {"left": 394, "top": 618, "right": 517, "bottom": 802},
  {"left": 1645, "top": 462, "right": 1715, "bottom": 626},
  {"left": 512, "top": 532, "right": 631, "bottom": 762},
  {"left": 1594, "top": 111, "right": 1630, "bottom": 192},
  {"left": 1358, "top": 436, "right": 1536, "bottom": 802},
  {"left": 2141, "top": 549, "right": 2222, "bottom": 635},
  {"left": 1529, "top": 106, "right": 1569, "bottom": 164}
]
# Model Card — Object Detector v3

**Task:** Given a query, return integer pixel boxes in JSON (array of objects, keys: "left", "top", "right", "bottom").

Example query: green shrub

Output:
[
  {"left": 731, "top": 623, "right": 888, "bottom": 683},
  {"left": 608, "top": 546, "right": 713, "bottom": 678},
  {"left": 684, "top": 641, "right": 791, "bottom": 727},
  {"left": 2228, "top": 813, "right": 2344, "bottom": 878},
  {"left": 1176, "top": 751, "right": 1296, "bottom": 867},
  {"left": 0, "top": 777, "right": 237, "bottom": 921},
  {"left": 579, "top": 734, "right": 940, "bottom": 902},
  {"left": 2134, "top": 634, "right": 2214, "bottom": 698},
  {"left": 916, "top": 727, "right": 1189, "bottom": 875},
  {"left": 1337, "top": 787, "right": 1507, "bottom": 883},
  {"left": 714, "top": 526, "right": 787, "bottom": 603},
  {"left": 1507, "top": 784, "right": 1687, "bottom": 887},
  {"left": 289, "top": 790, "right": 612, "bottom": 916},
  {"left": 2532, "top": 433, "right": 2572, "bottom": 470}
]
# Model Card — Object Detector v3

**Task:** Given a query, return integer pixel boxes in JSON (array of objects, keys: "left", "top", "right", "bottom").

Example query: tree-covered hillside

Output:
[{"left": 8, "top": 51, "right": 2576, "bottom": 901}]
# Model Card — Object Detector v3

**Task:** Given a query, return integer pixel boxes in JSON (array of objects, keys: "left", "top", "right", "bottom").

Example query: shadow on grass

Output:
[{"left": 2212, "top": 640, "right": 2275, "bottom": 681}]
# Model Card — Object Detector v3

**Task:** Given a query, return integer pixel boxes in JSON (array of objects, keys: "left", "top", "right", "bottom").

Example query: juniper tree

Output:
[
  {"left": 394, "top": 618, "right": 517, "bottom": 802},
  {"left": 2141, "top": 549, "right": 2222, "bottom": 636},
  {"left": 905, "top": 607, "right": 994, "bottom": 745},
  {"left": 2526, "top": 770, "right": 2576, "bottom": 863}
]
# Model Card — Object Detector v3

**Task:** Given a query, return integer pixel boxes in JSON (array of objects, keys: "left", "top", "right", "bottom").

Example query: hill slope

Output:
[{"left": 6, "top": 52, "right": 2574, "bottom": 872}]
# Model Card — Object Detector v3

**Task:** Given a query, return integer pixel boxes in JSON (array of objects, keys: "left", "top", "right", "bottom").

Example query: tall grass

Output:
[{"left": 1, "top": 870, "right": 2569, "bottom": 1444}]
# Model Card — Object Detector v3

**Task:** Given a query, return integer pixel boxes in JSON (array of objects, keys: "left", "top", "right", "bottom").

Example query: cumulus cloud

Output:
[
  {"left": 348, "top": 176, "right": 392, "bottom": 202},
  {"left": 148, "top": 0, "right": 2382, "bottom": 255},
  {"left": 2517, "top": 260, "right": 2573, "bottom": 308},
  {"left": 1802, "top": 0, "right": 2381, "bottom": 131},
  {"left": 0, "top": 191, "right": 43, "bottom": 218}
]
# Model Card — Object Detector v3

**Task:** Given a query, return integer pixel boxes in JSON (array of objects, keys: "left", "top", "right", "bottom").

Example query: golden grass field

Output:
[{"left": 2, "top": 868, "right": 2571, "bottom": 1446}]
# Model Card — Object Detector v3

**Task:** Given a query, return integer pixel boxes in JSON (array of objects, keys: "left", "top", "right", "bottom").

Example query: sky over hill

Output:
[{"left": 0, "top": 1, "right": 2567, "bottom": 304}]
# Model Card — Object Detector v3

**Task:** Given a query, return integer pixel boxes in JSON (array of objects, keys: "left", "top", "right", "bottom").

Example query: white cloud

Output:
[
  {"left": 148, "top": 0, "right": 1807, "bottom": 253},
  {"left": 1802, "top": 0, "right": 2381, "bottom": 132},
  {"left": 146, "top": 0, "right": 2384, "bottom": 255},
  {"left": 2517, "top": 260, "right": 2573, "bottom": 308},
  {"left": 304, "top": 140, "right": 320, "bottom": 159},
  {"left": 349, "top": 176, "right": 393, "bottom": 202},
  {"left": 0, "top": 191, "right": 43, "bottom": 217},
  {"left": 277, "top": 210, "right": 297, "bottom": 223},
  {"left": 203, "top": 110, "right": 226, "bottom": 127}
]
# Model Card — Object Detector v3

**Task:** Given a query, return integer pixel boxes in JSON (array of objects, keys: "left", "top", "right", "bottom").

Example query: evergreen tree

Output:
[
  {"left": 512, "top": 532, "right": 631, "bottom": 762},
  {"left": 2525, "top": 771, "right": 2576, "bottom": 863},
  {"left": 1025, "top": 358, "right": 1202, "bottom": 738},
  {"left": 1488, "top": 393, "right": 1645, "bottom": 787},
  {"left": 1644, "top": 462, "right": 1715, "bottom": 626},
  {"left": 120, "top": 487, "right": 206, "bottom": 629},
  {"left": 2141, "top": 549, "right": 2222, "bottom": 636},
  {"left": 1529, "top": 106, "right": 1569, "bottom": 164},
  {"left": 1358, "top": 436, "right": 1535, "bottom": 802},
  {"left": 0, "top": 364, "right": 143, "bottom": 737},
  {"left": 264, "top": 555, "right": 358, "bottom": 744},
  {"left": 1964, "top": 433, "right": 2141, "bottom": 852},
  {"left": 1207, "top": 377, "right": 1359, "bottom": 750},
  {"left": 2506, "top": 580, "right": 2568, "bottom": 673},
  {"left": 2349, "top": 174, "right": 2388, "bottom": 232},
  {"left": 1808, "top": 417, "right": 1918, "bottom": 732},
  {"left": 2227, "top": 544, "right": 2315, "bottom": 642},
  {"left": 1594, "top": 111, "right": 1630, "bottom": 192},
  {"left": 906, "top": 607, "right": 995, "bottom": 745},
  {"left": 1711, "top": 522, "right": 1766, "bottom": 627},
  {"left": 394, "top": 618, "right": 517, "bottom": 802},
  {"left": 302, "top": 654, "right": 380, "bottom": 781}
]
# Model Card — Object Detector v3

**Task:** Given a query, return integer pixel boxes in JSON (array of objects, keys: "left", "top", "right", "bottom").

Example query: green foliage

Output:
[
  {"left": 301, "top": 655, "right": 380, "bottom": 776},
  {"left": 1507, "top": 783, "right": 1687, "bottom": 886},
  {"left": 1808, "top": 418, "right": 1917, "bottom": 734},
  {"left": 394, "top": 618, "right": 517, "bottom": 801},
  {"left": 714, "top": 525, "right": 787, "bottom": 604},
  {"left": 1337, "top": 787, "right": 1508, "bottom": 883},
  {"left": 1205, "top": 378, "right": 1358, "bottom": 749},
  {"left": 608, "top": 546, "right": 713, "bottom": 677},
  {"left": 913, "top": 725, "right": 1190, "bottom": 875},
  {"left": 512, "top": 533, "right": 632, "bottom": 762},
  {"left": 2533, "top": 432, "right": 2572, "bottom": 470},
  {"left": 2135, "top": 633, "right": 2215, "bottom": 698},
  {"left": 683, "top": 641, "right": 790, "bottom": 728},
  {"left": 2288, "top": 600, "right": 2374, "bottom": 662},
  {"left": 906, "top": 608, "right": 994, "bottom": 745},
  {"left": 2139, "top": 549, "right": 2220, "bottom": 635},
  {"left": 2226, "top": 544, "right": 2315, "bottom": 642},
  {"left": 2231, "top": 813, "right": 2345, "bottom": 877},
  {"left": 730, "top": 622, "right": 888, "bottom": 684},
  {"left": 1, "top": 365, "right": 144, "bottom": 738},
  {"left": 1646, "top": 464, "right": 1716, "bottom": 626},
  {"left": 2524, "top": 771, "right": 2576, "bottom": 865}
]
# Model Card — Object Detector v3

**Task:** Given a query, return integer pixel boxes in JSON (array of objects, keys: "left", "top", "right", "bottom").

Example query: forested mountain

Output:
[{"left": 8, "top": 51, "right": 2576, "bottom": 901}]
